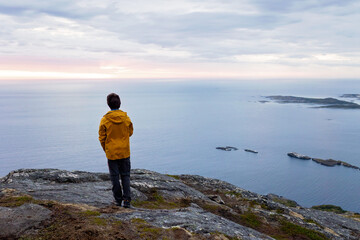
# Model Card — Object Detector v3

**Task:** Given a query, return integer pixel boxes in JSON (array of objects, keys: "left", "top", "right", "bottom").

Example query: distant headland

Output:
[{"left": 264, "top": 95, "right": 360, "bottom": 109}]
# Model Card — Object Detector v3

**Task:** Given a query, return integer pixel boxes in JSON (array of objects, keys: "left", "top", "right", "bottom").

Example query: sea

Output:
[{"left": 0, "top": 79, "right": 359, "bottom": 212}]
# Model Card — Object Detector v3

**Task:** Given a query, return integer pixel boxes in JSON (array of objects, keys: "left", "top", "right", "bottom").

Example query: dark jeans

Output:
[{"left": 107, "top": 157, "right": 131, "bottom": 203}]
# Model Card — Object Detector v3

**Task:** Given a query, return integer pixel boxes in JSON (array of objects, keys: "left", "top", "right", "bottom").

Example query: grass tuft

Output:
[
  {"left": 280, "top": 220, "right": 329, "bottom": 240},
  {"left": 165, "top": 174, "right": 181, "bottom": 180},
  {"left": 131, "top": 218, "right": 148, "bottom": 224},
  {"left": 240, "top": 212, "right": 261, "bottom": 228},
  {"left": 311, "top": 205, "right": 346, "bottom": 214},
  {"left": 0, "top": 195, "right": 34, "bottom": 207},
  {"left": 225, "top": 190, "right": 243, "bottom": 198},
  {"left": 92, "top": 217, "right": 107, "bottom": 226},
  {"left": 132, "top": 188, "right": 191, "bottom": 209}
]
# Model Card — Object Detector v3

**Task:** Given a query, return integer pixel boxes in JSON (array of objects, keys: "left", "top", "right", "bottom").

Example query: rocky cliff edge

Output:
[{"left": 0, "top": 169, "right": 359, "bottom": 240}]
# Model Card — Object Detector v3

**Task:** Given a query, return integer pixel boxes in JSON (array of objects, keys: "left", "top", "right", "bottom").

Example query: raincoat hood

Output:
[{"left": 104, "top": 110, "right": 128, "bottom": 124}]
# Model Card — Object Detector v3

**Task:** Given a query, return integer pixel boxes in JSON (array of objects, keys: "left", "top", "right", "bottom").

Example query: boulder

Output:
[
  {"left": 0, "top": 203, "right": 51, "bottom": 238},
  {"left": 287, "top": 152, "right": 311, "bottom": 160}
]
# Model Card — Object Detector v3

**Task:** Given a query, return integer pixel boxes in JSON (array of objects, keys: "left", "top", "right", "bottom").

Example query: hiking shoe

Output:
[
  {"left": 123, "top": 200, "right": 131, "bottom": 208},
  {"left": 112, "top": 200, "right": 122, "bottom": 207}
]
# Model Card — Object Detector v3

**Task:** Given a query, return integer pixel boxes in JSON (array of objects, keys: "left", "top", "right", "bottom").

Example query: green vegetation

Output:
[
  {"left": 80, "top": 210, "right": 101, "bottom": 217},
  {"left": 165, "top": 174, "right": 181, "bottom": 180},
  {"left": 260, "top": 203, "right": 273, "bottom": 210},
  {"left": 276, "top": 208, "right": 285, "bottom": 214},
  {"left": 280, "top": 220, "right": 329, "bottom": 240},
  {"left": 304, "top": 218, "right": 317, "bottom": 224},
  {"left": 140, "top": 227, "right": 161, "bottom": 235},
  {"left": 0, "top": 195, "right": 34, "bottom": 207},
  {"left": 248, "top": 200, "right": 258, "bottom": 208},
  {"left": 224, "top": 235, "right": 241, "bottom": 240},
  {"left": 225, "top": 190, "right": 242, "bottom": 198},
  {"left": 113, "top": 220, "right": 124, "bottom": 226},
  {"left": 210, "top": 232, "right": 241, "bottom": 240},
  {"left": 92, "top": 217, "right": 107, "bottom": 226},
  {"left": 312, "top": 205, "right": 347, "bottom": 214},
  {"left": 202, "top": 203, "right": 221, "bottom": 212},
  {"left": 240, "top": 212, "right": 261, "bottom": 228},
  {"left": 132, "top": 188, "right": 191, "bottom": 209},
  {"left": 272, "top": 198, "right": 298, "bottom": 208},
  {"left": 133, "top": 217, "right": 163, "bottom": 240},
  {"left": 131, "top": 218, "right": 148, "bottom": 224},
  {"left": 304, "top": 218, "right": 323, "bottom": 228}
]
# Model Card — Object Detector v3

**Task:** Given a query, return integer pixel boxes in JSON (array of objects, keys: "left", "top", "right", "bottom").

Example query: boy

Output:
[{"left": 99, "top": 93, "right": 133, "bottom": 208}]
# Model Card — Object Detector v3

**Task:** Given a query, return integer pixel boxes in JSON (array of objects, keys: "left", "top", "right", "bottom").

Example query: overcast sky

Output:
[{"left": 0, "top": 0, "right": 359, "bottom": 80}]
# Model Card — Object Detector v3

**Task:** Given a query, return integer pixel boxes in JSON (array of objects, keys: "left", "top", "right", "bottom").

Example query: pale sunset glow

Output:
[{"left": 0, "top": 0, "right": 359, "bottom": 80}]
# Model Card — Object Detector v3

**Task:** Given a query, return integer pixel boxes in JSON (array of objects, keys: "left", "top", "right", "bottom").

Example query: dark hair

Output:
[{"left": 107, "top": 93, "right": 121, "bottom": 109}]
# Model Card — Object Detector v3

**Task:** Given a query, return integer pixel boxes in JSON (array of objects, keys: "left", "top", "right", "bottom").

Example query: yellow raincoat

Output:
[{"left": 98, "top": 110, "right": 133, "bottom": 160}]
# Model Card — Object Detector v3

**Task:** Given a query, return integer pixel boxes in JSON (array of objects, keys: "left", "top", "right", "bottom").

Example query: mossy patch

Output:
[
  {"left": 0, "top": 195, "right": 34, "bottom": 207},
  {"left": 225, "top": 190, "right": 243, "bottom": 198},
  {"left": 276, "top": 208, "right": 285, "bottom": 214},
  {"left": 273, "top": 198, "right": 298, "bottom": 208},
  {"left": 133, "top": 217, "right": 164, "bottom": 239},
  {"left": 312, "top": 205, "right": 347, "bottom": 214},
  {"left": 260, "top": 203, "right": 273, "bottom": 210},
  {"left": 92, "top": 217, "right": 107, "bottom": 226},
  {"left": 248, "top": 200, "right": 258, "bottom": 208},
  {"left": 131, "top": 218, "right": 148, "bottom": 224},
  {"left": 202, "top": 203, "right": 221, "bottom": 212},
  {"left": 304, "top": 218, "right": 323, "bottom": 228},
  {"left": 80, "top": 210, "right": 101, "bottom": 217},
  {"left": 132, "top": 188, "right": 191, "bottom": 209},
  {"left": 280, "top": 220, "right": 329, "bottom": 240},
  {"left": 166, "top": 174, "right": 181, "bottom": 180},
  {"left": 240, "top": 212, "right": 262, "bottom": 228}
]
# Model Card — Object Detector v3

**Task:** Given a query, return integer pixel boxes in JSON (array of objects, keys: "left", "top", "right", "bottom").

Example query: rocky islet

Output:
[{"left": 287, "top": 152, "right": 360, "bottom": 170}]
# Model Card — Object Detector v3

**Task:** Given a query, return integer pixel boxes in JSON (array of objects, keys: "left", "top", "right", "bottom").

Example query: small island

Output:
[
  {"left": 244, "top": 149, "right": 258, "bottom": 154},
  {"left": 265, "top": 95, "right": 360, "bottom": 109},
  {"left": 287, "top": 152, "right": 311, "bottom": 160},
  {"left": 216, "top": 146, "right": 238, "bottom": 151},
  {"left": 287, "top": 152, "right": 360, "bottom": 170}
]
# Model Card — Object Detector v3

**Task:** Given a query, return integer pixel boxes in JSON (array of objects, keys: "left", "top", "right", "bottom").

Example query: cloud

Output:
[{"left": 0, "top": 0, "right": 359, "bottom": 79}]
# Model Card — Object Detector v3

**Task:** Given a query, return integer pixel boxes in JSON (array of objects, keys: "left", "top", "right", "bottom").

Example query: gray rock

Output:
[
  {"left": 180, "top": 174, "right": 360, "bottom": 240},
  {"left": 1, "top": 168, "right": 110, "bottom": 184},
  {"left": 208, "top": 195, "right": 225, "bottom": 204},
  {"left": 216, "top": 146, "right": 238, "bottom": 151},
  {"left": 130, "top": 169, "right": 209, "bottom": 201},
  {"left": 245, "top": 149, "right": 258, "bottom": 154},
  {"left": 179, "top": 174, "right": 261, "bottom": 200},
  {"left": 312, "top": 158, "right": 341, "bottom": 167},
  {"left": 1, "top": 168, "right": 359, "bottom": 239},
  {"left": 103, "top": 203, "right": 273, "bottom": 239},
  {"left": 0, "top": 169, "right": 208, "bottom": 207},
  {"left": 287, "top": 152, "right": 311, "bottom": 160},
  {"left": 0, "top": 203, "right": 51, "bottom": 238},
  {"left": 266, "top": 193, "right": 299, "bottom": 207},
  {"left": 291, "top": 207, "right": 360, "bottom": 239},
  {"left": 286, "top": 154, "right": 360, "bottom": 170}
]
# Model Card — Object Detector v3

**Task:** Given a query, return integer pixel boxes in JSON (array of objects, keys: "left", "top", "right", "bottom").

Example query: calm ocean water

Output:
[{"left": 0, "top": 79, "right": 359, "bottom": 212}]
